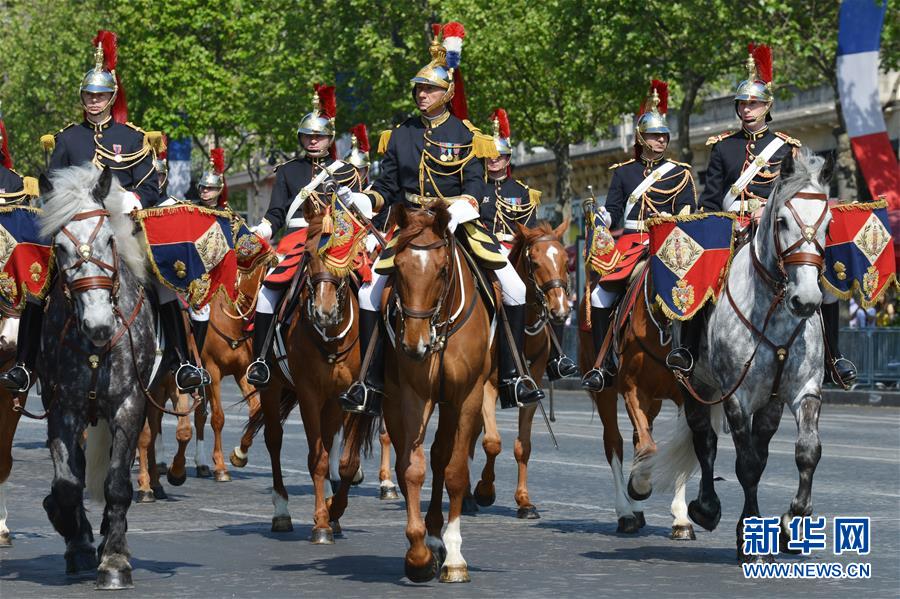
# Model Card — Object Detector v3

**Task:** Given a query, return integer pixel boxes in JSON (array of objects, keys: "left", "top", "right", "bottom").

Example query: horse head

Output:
[
  {"left": 40, "top": 165, "right": 145, "bottom": 347},
  {"left": 304, "top": 212, "right": 348, "bottom": 329},
  {"left": 392, "top": 203, "right": 452, "bottom": 361},
  {"left": 757, "top": 148, "right": 833, "bottom": 318},
  {"left": 513, "top": 219, "right": 571, "bottom": 324}
]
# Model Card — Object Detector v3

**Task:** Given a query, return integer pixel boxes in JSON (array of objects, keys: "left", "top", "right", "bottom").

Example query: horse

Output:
[
  {"left": 577, "top": 263, "right": 712, "bottom": 538},
  {"left": 38, "top": 165, "right": 156, "bottom": 589},
  {"left": 381, "top": 204, "right": 494, "bottom": 583},
  {"left": 244, "top": 212, "right": 369, "bottom": 543},
  {"left": 641, "top": 149, "right": 832, "bottom": 563},
  {"left": 0, "top": 311, "right": 20, "bottom": 547},
  {"left": 470, "top": 220, "right": 570, "bottom": 519}
]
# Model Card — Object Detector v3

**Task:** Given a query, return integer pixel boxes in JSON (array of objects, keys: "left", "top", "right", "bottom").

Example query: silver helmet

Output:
[{"left": 297, "top": 85, "right": 336, "bottom": 138}]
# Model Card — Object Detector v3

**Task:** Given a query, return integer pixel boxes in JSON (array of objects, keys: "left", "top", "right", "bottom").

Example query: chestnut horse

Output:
[
  {"left": 246, "top": 213, "right": 369, "bottom": 543},
  {"left": 135, "top": 377, "right": 193, "bottom": 502},
  {"left": 578, "top": 266, "right": 702, "bottom": 538},
  {"left": 0, "top": 312, "right": 20, "bottom": 546},
  {"left": 381, "top": 205, "right": 494, "bottom": 583},
  {"left": 471, "top": 220, "right": 570, "bottom": 519}
]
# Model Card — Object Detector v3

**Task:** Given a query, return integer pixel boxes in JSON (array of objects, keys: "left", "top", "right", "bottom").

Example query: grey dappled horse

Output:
[
  {"left": 640, "top": 149, "right": 832, "bottom": 563},
  {"left": 39, "top": 165, "right": 154, "bottom": 589}
]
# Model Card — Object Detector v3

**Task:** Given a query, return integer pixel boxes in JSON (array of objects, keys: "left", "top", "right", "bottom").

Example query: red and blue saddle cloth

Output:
[
  {"left": 0, "top": 206, "right": 53, "bottom": 311},
  {"left": 232, "top": 218, "right": 274, "bottom": 273},
  {"left": 136, "top": 204, "right": 241, "bottom": 309},
  {"left": 823, "top": 199, "right": 898, "bottom": 308}
]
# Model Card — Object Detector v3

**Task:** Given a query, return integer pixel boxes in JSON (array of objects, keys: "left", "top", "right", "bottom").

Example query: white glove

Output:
[
  {"left": 446, "top": 200, "right": 480, "bottom": 234},
  {"left": 365, "top": 234, "right": 378, "bottom": 254},
  {"left": 337, "top": 186, "right": 374, "bottom": 220},
  {"left": 658, "top": 211, "right": 672, "bottom": 217},
  {"left": 122, "top": 192, "right": 143, "bottom": 214},
  {"left": 597, "top": 206, "right": 612, "bottom": 227},
  {"left": 251, "top": 220, "right": 273, "bottom": 243}
]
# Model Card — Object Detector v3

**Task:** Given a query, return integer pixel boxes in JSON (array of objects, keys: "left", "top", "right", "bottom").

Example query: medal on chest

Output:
[{"left": 112, "top": 143, "right": 123, "bottom": 163}]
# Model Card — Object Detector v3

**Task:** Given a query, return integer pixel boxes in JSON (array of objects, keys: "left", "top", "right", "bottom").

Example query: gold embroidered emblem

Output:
[
  {"left": 658, "top": 227, "right": 703, "bottom": 278},
  {"left": 0, "top": 272, "right": 17, "bottom": 302},
  {"left": 235, "top": 233, "right": 262, "bottom": 259},
  {"left": 833, "top": 261, "right": 847, "bottom": 281},
  {"left": 672, "top": 279, "right": 695, "bottom": 312},
  {"left": 195, "top": 222, "right": 230, "bottom": 271},
  {"left": 29, "top": 262, "right": 42, "bottom": 282},
  {"left": 188, "top": 273, "right": 212, "bottom": 307},
  {"left": 862, "top": 265, "right": 879, "bottom": 299},
  {"left": 174, "top": 260, "right": 187, "bottom": 279},
  {"left": 591, "top": 224, "right": 615, "bottom": 256},
  {"left": 853, "top": 213, "right": 890, "bottom": 264}
]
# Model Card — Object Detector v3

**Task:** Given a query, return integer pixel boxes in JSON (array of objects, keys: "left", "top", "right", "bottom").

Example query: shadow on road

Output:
[
  {"left": 582, "top": 545, "right": 737, "bottom": 565},
  {"left": 0, "top": 553, "right": 202, "bottom": 587}
]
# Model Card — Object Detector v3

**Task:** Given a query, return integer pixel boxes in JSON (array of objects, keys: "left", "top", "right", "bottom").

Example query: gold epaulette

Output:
[
  {"left": 22, "top": 176, "right": 39, "bottom": 197},
  {"left": 41, "top": 123, "right": 74, "bottom": 152},
  {"left": 145, "top": 130, "right": 166, "bottom": 153},
  {"left": 775, "top": 132, "right": 802, "bottom": 147},
  {"left": 609, "top": 158, "right": 634, "bottom": 171},
  {"left": 377, "top": 128, "right": 394, "bottom": 154},
  {"left": 706, "top": 131, "right": 733, "bottom": 146},
  {"left": 527, "top": 187, "right": 541, "bottom": 206},
  {"left": 668, "top": 159, "right": 692, "bottom": 169},
  {"left": 462, "top": 119, "right": 499, "bottom": 159}
]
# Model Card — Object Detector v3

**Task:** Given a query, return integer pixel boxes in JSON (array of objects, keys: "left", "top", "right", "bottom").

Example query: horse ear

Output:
[
  {"left": 434, "top": 206, "right": 451, "bottom": 234},
  {"left": 820, "top": 152, "right": 835, "bottom": 188},
  {"left": 38, "top": 173, "right": 54, "bottom": 196},
  {"left": 780, "top": 151, "right": 796, "bottom": 179},
  {"left": 553, "top": 218, "right": 570, "bottom": 240},
  {"left": 92, "top": 166, "right": 113, "bottom": 203},
  {"left": 514, "top": 221, "right": 530, "bottom": 239},
  {"left": 394, "top": 203, "right": 409, "bottom": 229}
]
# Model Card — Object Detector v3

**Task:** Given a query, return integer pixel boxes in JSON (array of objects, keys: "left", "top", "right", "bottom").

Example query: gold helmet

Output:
[
  {"left": 634, "top": 80, "right": 670, "bottom": 155},
  {"left": 489, "top": 108, "right": 512, "bottom": 156},
  {"left": 345, "top": 123, "right": 371, "bottom": 169},
  {"left": 297, "top": 84, "right": 336, "bottom": 138},
  {"left": 734, "top": 44, "right": 774, "bottom": 121},
  {"left": 81, "top": 31, "right": 127, "bottom": 122},
  {"left": 410, "top": 22, "right": 467, "bottom": 115},
  {"left": 198, "top": 147, "right": 227, "bottom": 208}
]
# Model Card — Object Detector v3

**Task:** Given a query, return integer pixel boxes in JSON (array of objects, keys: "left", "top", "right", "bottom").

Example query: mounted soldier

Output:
[
  {"left": 0, "top": 105, "right": 38, "bottom": 207},
  {"left": 245, "top": 85, "right": 362, "bottom": 387},
  {"left": 480, "top": 107, "right": 577, "bottom": 381},
  {"left": 582, "top": 80, "right": 697, "bottom": 392},
  {"left": 665, "top": 44, "right": 856, "bottom": 383},
  {"left": 0, "top": 30, "right": 206, "bottom": 394},
  {"left": 338, "top": 22, "right": 546, "bottom": 415}
]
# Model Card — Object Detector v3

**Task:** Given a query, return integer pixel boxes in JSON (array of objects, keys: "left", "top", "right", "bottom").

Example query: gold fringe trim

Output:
[
  {"left": 139, "top": 204, "right": 231, "bottom": 219},
  {"left": 40, "top": 134, "right": 55, "bottom": 152},
  {"left": 654, "top": 285, "right": 721, "bottom": 322},
  {"left": 22, "top": 177, "right": 39, "bottom": 198},
  {"left": 820, "top": 271, "right": 899, "bottom": 310},
  {"left": 528, "top": 187, "right": 542, "bottom": 206},
  {"left": 644, "top": 211, "right": 737, "bottom": 228},
  {"left": 472, "top": 132, "right": 499, "bottom": 159},
  {"left": 377, "top": 130, "right": 392, "bottom": 154},
  {"left": 146, "top": 131, "right": 166, "bottom": 154},
  {"left": 829, "top": 198, "right": 888, "bottom": 212},
  {"left": 0, "top": 205, "right": 41, "bottom": 215}
]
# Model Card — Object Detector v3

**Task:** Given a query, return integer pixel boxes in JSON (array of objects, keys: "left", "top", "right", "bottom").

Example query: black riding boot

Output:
[
  {"left": 581, "top": 307, "right": 614, "bottom": 391},
  {"left": 546, "top": 322, "right": 578, "bottom": 381},
  {"left": 666, "top": 316, "right": 702, "bottom": 373},
  {"left": 339, "top": 308, "right": 385, "bottom": 416},
  {"left": 822, "top": 302, "right": 856, "bottom": 385},
  {"left": 0, "top": 302, "right": 43, "bottom": 392},
  {"left": 160, "top": 301, "right": 203, "bottom": 392},
  {"left": 191, "top": 319, "right": 208, "bottom": 356},
  {"left": 246, "top": 312, "right": 275, "bottom": 388},
  {"left": 498, "top": 304, "right": 545, "bottom": 409}
]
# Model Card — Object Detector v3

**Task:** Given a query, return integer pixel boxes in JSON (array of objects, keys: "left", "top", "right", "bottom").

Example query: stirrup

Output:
[
  {"left": 500, "top": 375, "right": 543, "bottom": 409},
  {"left": 246, "top": 358, "right": 271, "bottom": 387},
  {"left": 339, "top": 381, "right": 383, "bottom": 416},
  {"left": 666, "top": 348, "right": 694, "bottom": 374},
  {"left": 0, "top": 363, "right": 32, "bottom": 394},
  {"left": 547, "top": 355, "right": 578, "bottom": 381},
  {"left": 831, "top": 357, "right": 857, "bottom": 386},
  {"left": 581, "top": 368, "right": 608, "bottom": 392},
  {"left": 175, "top": 362, "right": 204, "bottom": 392}
]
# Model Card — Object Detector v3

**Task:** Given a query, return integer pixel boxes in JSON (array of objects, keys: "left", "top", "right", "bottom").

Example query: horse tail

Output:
[
  {"left": 635, "top": 402, "right": 725, "bottom": 493},
  {"left": 84, "top": 419, "right": 112, "bottom": 505},
  {"left": 242, "top": 388, "right": 297, "bottom": 441},
  {"left": 341, "top": 413, "right": 380, "bottom": 460}
]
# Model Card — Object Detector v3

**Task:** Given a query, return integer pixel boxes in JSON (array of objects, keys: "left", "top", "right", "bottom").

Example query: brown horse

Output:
[
  {"left": 135, "top": 377, "right": 193, "bottom": 502},
  {"left": 578, "top": 267, "right": 697, "bottom": 539},
  {"left": 0, "top": 312, "right": 20, "bottom": 546},
  {"left": 377, "top": 428, "right": 400, "bottom": 500},
  {"left": 381, "top": 205, "right": 494, "bottom": 583},
  {"left": 245, "top": 213, "right": 369, "bottom": 543},
  {"left": 471, "top": 220, "right": 570, "bottom": 519}
]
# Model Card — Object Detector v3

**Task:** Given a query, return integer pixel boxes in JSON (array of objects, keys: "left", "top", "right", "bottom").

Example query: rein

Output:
[{"left": 521, "top": 234, "right": 568, "bottom": 337}]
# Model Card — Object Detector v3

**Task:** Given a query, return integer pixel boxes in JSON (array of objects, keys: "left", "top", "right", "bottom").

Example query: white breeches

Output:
[
  {"left": 189, "top": 304, "right": 210, "bottom": 322},
  {"left": 590, "top": 283, "right": 621, "bottom": 308},
  {"left": 257, "top": 284, "right": 281, "bottom": 315},
  {"left": 822, "top": 290, "right": 838, "bottom": 305}
]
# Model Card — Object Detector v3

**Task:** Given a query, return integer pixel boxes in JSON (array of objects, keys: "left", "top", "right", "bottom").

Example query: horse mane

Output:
[
  {"left": 510, "top": 220, "right": 555, "bottom": 266},
  {"left": 394, "top": 205, "right": 450, "bottom": 251},
  {"left": 40, "top": 164, "right": 147, "bottom": 281}
]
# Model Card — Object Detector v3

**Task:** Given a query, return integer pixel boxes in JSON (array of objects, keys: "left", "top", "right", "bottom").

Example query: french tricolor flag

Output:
[{"left": 836, "top": 0, "right": 899, "bottom": 210}]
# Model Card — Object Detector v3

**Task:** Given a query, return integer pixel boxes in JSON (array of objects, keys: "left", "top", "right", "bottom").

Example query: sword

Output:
[
  {"left": 537, "top": 398, "right": 559, "bottom": 450},
  {"left": 549, "top": 380, "right": 556, "bottom": 422},
  {"left": 284, "top": 160, "right": 348, "bottom": 226}
]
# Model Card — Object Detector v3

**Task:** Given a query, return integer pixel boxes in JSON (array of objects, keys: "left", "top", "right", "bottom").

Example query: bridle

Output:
[
  {"left": 59, "top": 209, "right": 120, "bottom": 301},
  {"left": 521, "top": 234, "right": 568, "bottom": 335},
  {"left": 306, "top": 269, "right": 349, "bottom": 332}
]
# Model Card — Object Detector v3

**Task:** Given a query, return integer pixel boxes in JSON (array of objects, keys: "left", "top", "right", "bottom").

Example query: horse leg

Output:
[
  {"left": 399, "top": 395, "right": 436, "bottom": 583},
  {"left": 0, "top": 399, "right": 21, "bottom": 546},
  {"left": 474, "top": 380, "right": 500, "bottom": 508},
  {"left": 670, "top": 478, "right": 696, "bottom": 540},
  {"left": 207, "top": 369, "right": 231, "bottom": 482},
  {"left": 166, "top": 385, "right": 191, "bottom": 487},
  {"left": 44, "top": 408, "right": 96, "bottom": 575},
  {"left": 135, "top": 419, "right": 155, "bottom": 503},
  {"left": 513, "top": 401, "right": 539, "bottom": 519},
  {"left": 623, "top": 386, "right": 657, "bottom": 505},
  {"left": 96, "top": 401, "right": 144, "bottom": 590},
  {"left": 683, "top": 396, "right": 720, "bottom": 531},
  {"left": 147, "top": 401, "right": 167, "bottom": 500},
  {"left": 331, "top": 413, "right": 368, "bottom": 535},
  {"left": 439, "top": 385, "right": 484, "bottom": 583},
  {"left": 194, "top": 389, "right": 212, "bottom": 479},
  {"left": 425, "top": 406, "right": 454, "bottom": 568},
  {"left": 779, "top": 394, "right": 821, "bottom": 553},
  {"left": 594, "top": 390, "right": 638, "bottom": 533},
  {"left": 230, "top": 376, "right": 259, "bottom": 468},
  {"left": 378, "top": 429, "right": 399, "bottom": 500},
  {"left": 260, "top": 387, "right": 292, "bottom": 533},
  {"left": 302, "top": 396, "right": 335, "bottom": 545}
]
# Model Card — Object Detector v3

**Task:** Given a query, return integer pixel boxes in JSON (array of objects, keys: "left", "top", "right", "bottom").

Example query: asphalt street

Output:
[{"left": 1, "top": 384, "right": 897, "bottom": 598}]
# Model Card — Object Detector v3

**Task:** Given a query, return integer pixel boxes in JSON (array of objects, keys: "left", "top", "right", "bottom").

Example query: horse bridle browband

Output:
[{"left": 59, "top": 209, "right": 120, "bottom": 298}]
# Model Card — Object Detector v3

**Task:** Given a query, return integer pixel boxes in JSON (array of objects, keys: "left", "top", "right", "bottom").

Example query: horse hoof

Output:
[
  {"left": 135, "top": 490, "right": 156, "bottom": 504},
  {"left": 627, "top": 477, "right": 652, "bottom": 501},
  {"left": 65, "top": 548, "right": 98, "bottom": 574},
  {"left": 439, "top": 564, "right": 471, "bottom": 583},
  {"left": 329, "top": 520, "right": 343, "bottom": 536},
  {"left": 166, "top": 470, "right": 187, "bottom": 487},
  {"left": 271, "top": 516, "right": 293, "bottom": 533},
  {"left": 634, "top": 511, "right": 646, "bottom": 528},
  {"left": 0, "top": 531, "right": 11, "bottom": 547},
  {"left": 688, "top": 499, "right": 721, "bottom": 532},
  {"left": 96, "top": 568, "right": 134, "bottom": 590},
  {"left": 229, "top": 449, "right": 248, "bottom": 468},
  {"left": 516, "top": 505, "right": 541, "bottom": 520},
  {"left": 473, "top": 487, "right": 496, "bottom": 507},
  {"left": 405, "top": 554, "right": 439, "bottom": 583},
  {"left": 617, "top": 516, "right": 641, "bottom": 534},
  {"left": 196, "top": 465, "right": 213, "bottom": 478},
  {"left": 151, "top": 485, "right": 168, "bottom": 500},
  {"left": 214, "top": 470, "right": 232, "bottom": 482},
  {"left": 156, "top": 462, "right": 168, "bottom": 475},
  {"left": 351, "top": 468, "right": 364, "bottom": 487},
  {"left": 671, "top": 524, "right": 696, "bottom": 541},
  {"left": 311, "top": 527, "right": 335, "bottom": 545},
  {"left": 379, "top": 485, "right": 400, "bottom": 500},
  {"left": 461, "top": 495, "right": 479, "bottom": 515}
]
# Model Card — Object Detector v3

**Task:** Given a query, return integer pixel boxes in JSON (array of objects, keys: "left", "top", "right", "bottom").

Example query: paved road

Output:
[{"left": 1, "top": 385, "right": 898, "bottom": 598}]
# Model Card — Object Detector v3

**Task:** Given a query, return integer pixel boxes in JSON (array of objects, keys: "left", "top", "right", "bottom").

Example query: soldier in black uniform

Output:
[
  {"left": 666, "top": 44, "right": 856, "bottom": 383},
  {"left": 245, "top": 85, "right": 362, "bottom": 387},
  {"left": 338, "top": 23, "right": 545, "bottom": 415},
  {"left": 582, "top": 81, "right": 697, "bottom": 391},
  {"left": 480, "top": 107, "right": 578, "bottom": 381},
  {"left": 0, "top": 32, "right": 204, "bottom": 393},
  {"left": 0, "top": 107, "right": 39, "bottom": 205}
]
